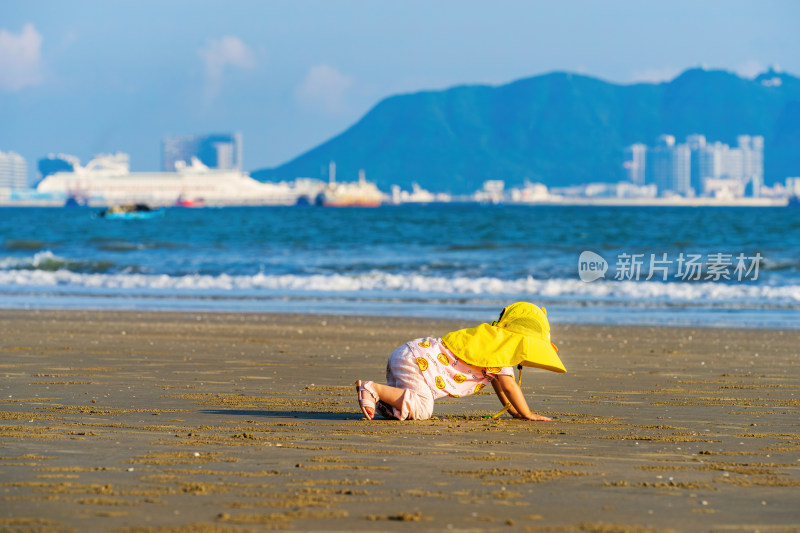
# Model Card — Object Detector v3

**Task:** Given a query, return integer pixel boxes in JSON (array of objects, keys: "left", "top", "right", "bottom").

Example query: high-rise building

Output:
[
  {"left": 648, "top": 136, "right": 672, "bottom": 194},
  {"left": 737, "top": 135, "right": 764, "bottom": 197},
  {"left": 162, "top": 133, "right": 242, "bottom": 171},
  {"left": 623, "top": 143, "right": 647, "bottom": 185},
  {"left": 647, "top": 135, "right": 692, "bottom": 196},
  {"left": 687, "top": 134, "right": 707, "bottom": 193},
  {"left": 685, "top": 134, "right": 706, "bottom": 151},
  {"left": 692, "top": 135, "right": 764, "bottom": 196},
  {"left": 673, "top": 144, "right": 692, "bottom": 195},
  {"left": 786, "top": 177, "right": 800, "bottom": 197},
  {"left": 0, "top": 150, "right": 28, "bottom": 189}
]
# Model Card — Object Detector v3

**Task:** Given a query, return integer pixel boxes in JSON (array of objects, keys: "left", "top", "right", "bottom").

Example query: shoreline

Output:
[
  {"left": 1, "top": 309, "right": 799, "bottom": 532},
  {"left": 0, "top": 197, "right": 793, "bottom": 207},
  {"left": 1, "top": 297, "right": 799, "bottom": 331}
]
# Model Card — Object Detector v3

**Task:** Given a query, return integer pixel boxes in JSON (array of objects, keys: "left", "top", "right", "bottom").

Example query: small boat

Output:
[
  {"left": 315, "top": 164, "right": 382, "bottom": 207},
  {"left": 98, "top": 203, "right": 164, "bottom": 219},
  {"left": 174, "top": 195, "right": 206, "bottom": 208}
]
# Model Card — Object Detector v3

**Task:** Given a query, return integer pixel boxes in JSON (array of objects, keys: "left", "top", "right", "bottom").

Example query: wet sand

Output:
[{"left": 0, "top": 309, "right": 799, "bottom": 533}]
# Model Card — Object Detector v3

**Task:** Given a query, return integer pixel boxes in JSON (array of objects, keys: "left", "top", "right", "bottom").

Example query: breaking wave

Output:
[
  {"left": 0, "top": 251, "right": 116, "bottom": 273},
  {"left": 1, "top": 264, "right": 798, "bottom": 307}
]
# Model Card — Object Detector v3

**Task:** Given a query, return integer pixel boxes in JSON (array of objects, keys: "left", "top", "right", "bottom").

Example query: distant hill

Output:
[{"left": 252, "top": 68, "right": 800, "bottom": 193}]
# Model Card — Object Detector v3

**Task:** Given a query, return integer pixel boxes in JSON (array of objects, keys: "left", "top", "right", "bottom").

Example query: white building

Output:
[
  {"left": 623, "top": 143, "right": 647, "bottom": 186},
  {"left": 0, "top": 150, "right": 28, "bottom": 189},
  {"left": 473, "top": 180, "right": 505, "bottom": 204},
  {"left": 739, "top": 135, "right": 764, "bottom": 197},
  {"left": 647, "top": 135, "right": 692, "bottom": 196},
  {"left": 508, "top": 181, "right": 564, "bottom": 203},
  {"left": 704, "top": 177, "right": 746, "bottom": 199},
  {"left": 628, "top": 134, "right": 765, "bottom": 198},
  {"left": 693, "top": 135, "right": 764, "bottom": 197},
  {"left": 786, "top": 177, "right": 800, "bottom": 198}
]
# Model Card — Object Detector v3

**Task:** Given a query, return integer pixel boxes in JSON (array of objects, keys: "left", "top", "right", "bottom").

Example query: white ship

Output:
[
  {"left": 36, "top": 153, "right": 317, "bottom": 207},
  {"left": 315, "top": 162, "right": 383, "bottom": 207},
  {"left": 472, "top": 179, "right": 506, "bottom": 204},
  {"left": 508, "top": 180, "right": 563, "bottom": 204},
  {"left": 390, "top": 183, "right": 451, "bottom": 204}
]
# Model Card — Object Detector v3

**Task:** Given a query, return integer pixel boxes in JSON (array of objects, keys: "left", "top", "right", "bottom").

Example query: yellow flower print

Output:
[
  {"left": 435, "top": 376, "right": 446, "bottom": 389},
  {"left": 453, "top": 373, "right": 466, "bottom": 384},
  {"left": 416, "top": 357, "right": 429, "bottom": 371},
  {"left": 437, "top": 352, "right": 449, "bottom": 365},
  {"left": 449, "top": 393, "right": 460, "bottom": 398},
  {"left": 418, "top": 340, "right": 431, "bottom": 348},
  {"left": 486, "top": 367, "right": 502, "bottom": 374},
  {"left": 474, "top": 383, "right": 485, "bottom": 393}
]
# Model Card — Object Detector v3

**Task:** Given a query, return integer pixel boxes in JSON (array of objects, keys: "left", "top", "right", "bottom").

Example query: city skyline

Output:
[
  {"left": 4, "top": 113, "right": 794, "bottom": 204},
  {"left": 1, "top": 1, "right": 798, "bottom": 180},
  {"left": 625, "top": 133, "right": 766, "bottom": 198}
]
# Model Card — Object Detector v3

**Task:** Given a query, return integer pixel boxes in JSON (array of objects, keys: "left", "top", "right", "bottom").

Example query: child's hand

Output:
[{"left": 492, "top": 375, "right": 551, "bottom": 421}]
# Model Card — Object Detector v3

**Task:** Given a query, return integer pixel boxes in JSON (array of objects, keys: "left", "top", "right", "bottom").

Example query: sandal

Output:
[{"left": 355, "top": 380, "right": 378, "bottom": 420}]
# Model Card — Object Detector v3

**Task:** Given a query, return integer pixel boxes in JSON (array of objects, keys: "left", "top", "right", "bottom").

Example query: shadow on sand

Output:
[{"left": 200, "top": 409, "right": 362, "bottom": 421}]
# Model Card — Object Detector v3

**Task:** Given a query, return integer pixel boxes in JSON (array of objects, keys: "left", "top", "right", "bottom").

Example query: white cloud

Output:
[
  {"left": 629, "top": 66, "right": 681, "bottom": 84},
  {"left": 198, "top": 35, "right": 256, "bottom": 99},
  {"left": 295, "top": 64, "right": 354, "bottom": 116},
  {"left": 0, "top": 23, "right": 44, "bottom": 92},
  {"left": 735, "top": 60, "right": 766, "bottom": 79}
]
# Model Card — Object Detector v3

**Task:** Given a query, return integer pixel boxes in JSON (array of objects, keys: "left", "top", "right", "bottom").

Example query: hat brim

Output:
[{"left": 520, "top": 337, "right": 566, "bottom": 373}]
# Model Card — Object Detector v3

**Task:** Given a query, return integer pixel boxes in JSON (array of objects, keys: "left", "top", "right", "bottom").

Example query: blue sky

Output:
[{"left": 1, "top": 0, "right": 798, "bottom": 178}]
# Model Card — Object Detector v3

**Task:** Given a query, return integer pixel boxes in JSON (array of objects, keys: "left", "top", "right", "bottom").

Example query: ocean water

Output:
[{"left": 1, "top": 205, "right": 798, "bottom": 328}]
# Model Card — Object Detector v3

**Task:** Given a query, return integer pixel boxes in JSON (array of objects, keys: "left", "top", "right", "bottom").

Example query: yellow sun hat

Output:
[{"left": 441, "top": 302, "right": 566, "bottom": 373}]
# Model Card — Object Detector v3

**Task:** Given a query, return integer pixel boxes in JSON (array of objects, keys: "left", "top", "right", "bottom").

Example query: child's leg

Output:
[
  {"left": 383, "top": 344, "right": 434, "bottom": 420},
  {"left": 356, "top": 381, "right": 406, "bottom": 420},
  {"left": 370, "top": 382, "right": 407, "bottom": 409},
  {"left": 356, "top": 343, "right": 434, "bottom": 421},
  {"left": 359, "top": 380, "right": 433, "bottom": 420}
]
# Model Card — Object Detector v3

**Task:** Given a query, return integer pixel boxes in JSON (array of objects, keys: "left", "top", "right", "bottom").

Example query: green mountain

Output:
[{"left": 252, "top": 68, "right": 800, "bottom": 193}]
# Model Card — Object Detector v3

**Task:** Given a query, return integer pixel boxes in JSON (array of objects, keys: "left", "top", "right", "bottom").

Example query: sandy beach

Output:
[{"left": 0, "top": 309, "right": 798, "bottom": 533}]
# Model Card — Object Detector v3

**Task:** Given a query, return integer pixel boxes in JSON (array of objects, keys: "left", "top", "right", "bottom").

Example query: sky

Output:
[{"left": 1, "top": 0, "right": 799, "bottom": 179}]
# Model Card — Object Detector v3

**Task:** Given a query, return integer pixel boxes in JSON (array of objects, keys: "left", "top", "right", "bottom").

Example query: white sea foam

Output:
[{"left": 1, "top": 267, "right": 799, "bottom": 306}]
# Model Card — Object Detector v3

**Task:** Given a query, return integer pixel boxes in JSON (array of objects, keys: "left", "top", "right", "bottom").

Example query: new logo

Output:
[{"left": 578, "top": 251, "right": 608, "bottom": 282}]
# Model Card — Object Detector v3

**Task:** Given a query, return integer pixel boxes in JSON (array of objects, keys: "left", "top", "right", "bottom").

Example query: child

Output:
[{"left": 355, "top": 302, "right": 565, "bottom": 421}]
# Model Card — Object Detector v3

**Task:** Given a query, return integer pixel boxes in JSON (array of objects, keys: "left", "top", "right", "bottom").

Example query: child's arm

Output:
[{"left": 491, "top": 374, "right": 551, "bottom": 421}]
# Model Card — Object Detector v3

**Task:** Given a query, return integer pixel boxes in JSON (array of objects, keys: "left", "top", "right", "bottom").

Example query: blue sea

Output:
[{"left": 1, "top": 205, "right": 798, "bottom": 328}]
